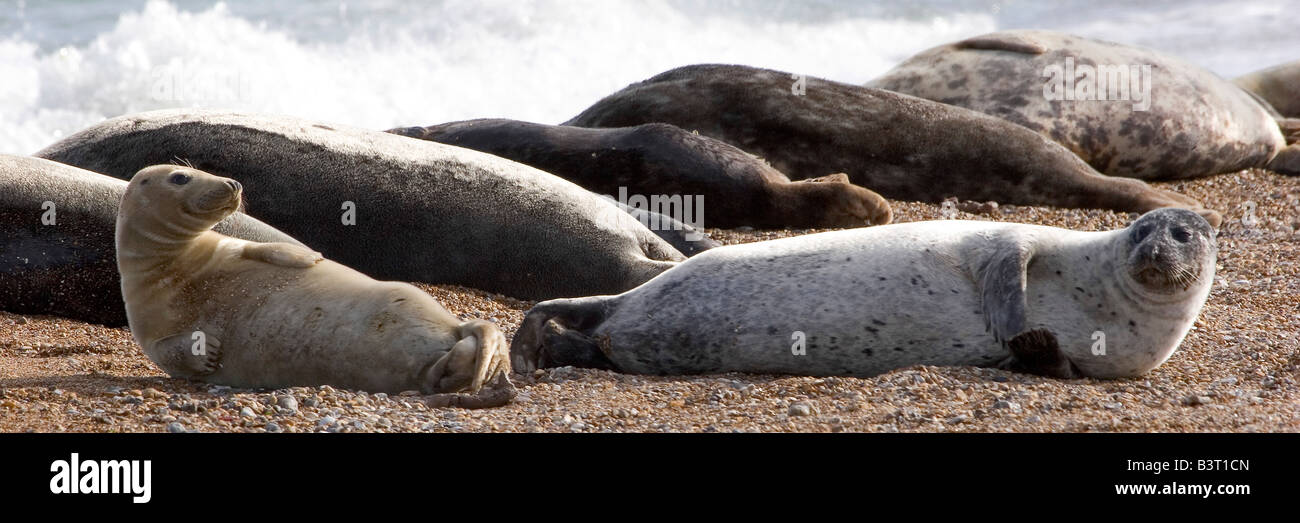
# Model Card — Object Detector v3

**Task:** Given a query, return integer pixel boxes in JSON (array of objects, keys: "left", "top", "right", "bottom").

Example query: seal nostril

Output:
[{"left": 227, "top": 180, "right": 241, "bottom": 192}]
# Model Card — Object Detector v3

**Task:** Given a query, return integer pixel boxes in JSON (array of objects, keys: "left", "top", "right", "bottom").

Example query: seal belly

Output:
[
  {"left": 594, "top": 226, "right": 1008, "bottom": 376},
  {"left": 202, "top": 266, "right": 456, "bottom": 391}
]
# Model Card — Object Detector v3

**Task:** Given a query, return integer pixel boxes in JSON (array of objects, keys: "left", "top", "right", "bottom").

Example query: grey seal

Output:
[
  {"left": 117, "top": 165, "right": 514, "bottom": 406},
  {"left": 36, "top": 109, "right": 684, "bottom": 301},
  {"left": 389, "top": 119, "right": 892, "bottom": 228},
  {"left": 565, "top": 64, "right": 1222, "bottom": 226},
  {"left": 868, "top": 30, "right": 1299, "bottom": 178},
  {"left": 0, "top": 154, "right": 300, "bottom": 326}
]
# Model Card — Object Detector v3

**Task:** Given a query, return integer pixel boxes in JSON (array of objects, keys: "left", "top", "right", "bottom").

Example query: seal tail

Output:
[{"left": 510, "top": 296, "right": 619, "bottom": 373}]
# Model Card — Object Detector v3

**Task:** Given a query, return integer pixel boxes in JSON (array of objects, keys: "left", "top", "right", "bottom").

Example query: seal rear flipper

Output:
[
  {"left": 146, "top": 331, "right": 222, "bottom": 379},
  {"left": 423, "top": 319, "right": 512, "bottom": 394},
  {"left": 510, "top": 296, "right": 618, "bottom": 372},
  {"left": 999, "top": 328, "right": 1080, "bottom": 379},
  {"left": 1267, "top": 145, "right": 1300, "bottom": 175},
  {"left": 955, "top": 32, "right": 1048, "bottom": 55}
]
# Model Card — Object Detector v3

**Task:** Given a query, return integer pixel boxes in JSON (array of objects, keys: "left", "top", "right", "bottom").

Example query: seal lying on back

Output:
[
  {"left": 565, "top": 64, "right": 1222, "bottom": 226},
  {"left": 36, "top": 109, "right": 685, "bottom": 301},
  {"left": 512, "top": 208, "right": 1216, "bottom": 379},
  {"left": 389, "top": 119, "right": 892, "bottom": 228},
  {"left": 0, "top": 154, "right": 300, "bottom": 326},
  {"left": 118, "top": 165, "right": 513, "bottom": 406},
  {"left": 869, "top": 30, "right": 1299, "bottom": 178}
]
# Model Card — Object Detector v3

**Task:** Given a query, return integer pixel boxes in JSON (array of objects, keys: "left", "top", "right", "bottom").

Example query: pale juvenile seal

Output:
[
  {"left": 118, "top": 165, "right": 514, "bottom": 406},
  {"left": 388, "top": 119, "right": 892, "bottom": 228},
  {"left": 565, "top": 64, "right": 1222, "bottom": 227},
  {"left": 512, "top": 208, "right": 1216, "bottom": 379},
  {"left": 1236, "top": 60, "right": 1300, "bottom": 118},
  {"left": 0, "top": 154, "right": 301, "bottom": 326},
  {"left": 868, "top": 30, "right": 1300, "bottom": 178},
  {"left": 36, "top": 109, "right": 685, "bottom": 301}
]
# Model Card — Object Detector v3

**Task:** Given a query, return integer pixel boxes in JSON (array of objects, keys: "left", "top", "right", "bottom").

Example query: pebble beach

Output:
[{"left": 1, "top": 168, "right": 1295, "bottom": 433}]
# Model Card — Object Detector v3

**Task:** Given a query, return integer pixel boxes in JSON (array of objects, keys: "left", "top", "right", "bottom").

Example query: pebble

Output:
[
  {"left": 239, "top": 407, "right": 255, "bottom": 418},
  {"left": 787, "top": 402, "right": 814, "bottom": 417},
  {"left": 276, "top": 395, "right": 299, "bottom": 413},
  {"left": 166, "top": 422, "right": 186, "bottom": 433}
]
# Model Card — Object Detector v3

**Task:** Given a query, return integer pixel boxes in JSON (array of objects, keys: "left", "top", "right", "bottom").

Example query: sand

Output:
[{"left": 1, "top": 168, "right": 1297, "bottom": 432}]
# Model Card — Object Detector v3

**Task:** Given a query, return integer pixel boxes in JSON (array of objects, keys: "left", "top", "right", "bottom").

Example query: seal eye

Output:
[
  {"left": 169, "top": 173, "right": 191, "bottom": 185},
  {"left": 1171, "top": 227, "right": 1191, "bottom": 243}
]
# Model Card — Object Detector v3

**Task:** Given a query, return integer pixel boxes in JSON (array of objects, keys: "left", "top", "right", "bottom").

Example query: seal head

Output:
[{"left": 1125, "top": 208, "right": 1217, "bottom": 293}]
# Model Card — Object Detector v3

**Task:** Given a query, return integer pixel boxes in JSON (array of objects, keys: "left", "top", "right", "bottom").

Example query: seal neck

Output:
[{"left": 115, "top": 201, "right": 216, "bottom": 263}]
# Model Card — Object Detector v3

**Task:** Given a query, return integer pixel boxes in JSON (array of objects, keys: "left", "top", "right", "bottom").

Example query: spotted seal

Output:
[
  {"left": 512, "top": 208, "right": 1216, "bottom": 379},
  {"left": 868, "top": 30, "right": 1299, "bottom": 178}
]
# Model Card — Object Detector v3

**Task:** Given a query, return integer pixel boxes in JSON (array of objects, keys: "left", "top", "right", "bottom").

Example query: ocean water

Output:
[{"left": 1, "top": 0, "right": 1297, "bottom": 154}]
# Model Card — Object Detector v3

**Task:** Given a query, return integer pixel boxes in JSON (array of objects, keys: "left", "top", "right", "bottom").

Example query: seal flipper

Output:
[
  {"left": 999, "top": 329, "right": 1081, "bottom": 379},
  {"left": 954, "top": 33, "right": 1048, "bottom": 55},
  {"left": 1267, "top": 144, "right": 1300, "bottom": 175},
  {"left": 242, "top": 242, "right": 323, "bottom": 268},
  {"left": 615, "top": 201, "right": 719, "bottom": 256},
  {"left": 510, "top": 296, "right": 619, "bottom": 372},
  {"left": 977, "top": 236, "right": 1034, "bottom": 345},
  {"left": 145, "top": 331, "right": 222, "bottom": 378},
  {"left": 1277, "top": 118, "right": 1300, "bottom": 145}
]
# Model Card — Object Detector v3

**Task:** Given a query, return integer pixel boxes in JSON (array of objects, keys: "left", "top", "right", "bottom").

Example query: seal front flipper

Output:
[
  {"left": 954, "top": 32, "right": 1047, "bottom": 55},
  {"left": 144, "top": 331, "right": 222, "bottom": 378},
  {"left": 998, "top": 329, "right": 1080, "bottom": 379},
  {"left": 976, "top": 235, "right": 1035, "bottom": 345},
  {"left": 241, "top": 242, "right": 323, "bottom": 268},
  {"left": 977, "top": 237, "right": 1081, "bottom": 378}
]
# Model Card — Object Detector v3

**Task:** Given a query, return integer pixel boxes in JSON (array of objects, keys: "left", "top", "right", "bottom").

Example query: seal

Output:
[
  {"left": 1236, "top": 60, "right": 1300, "bottom": 118},
  {"left": 868, "top": 30, "right": 1299, "bottom": 178},
  {"left": 117, "top": 164, "right": 514, "bottom": 406},
  {"left": 0, "top": 154, "right": 301, "bottom": 326},
  {"left": 565, "top": 64, "right": 1222, "bottom": 226},
  {"left": 388, "top": 119, "right": 892, "bottom": 228},
  {"left": 36, "top": 109, "right": 685, "bottom": 301},
  {"left": 512, "top": 208, "right": 1217, "bottom": 379}
]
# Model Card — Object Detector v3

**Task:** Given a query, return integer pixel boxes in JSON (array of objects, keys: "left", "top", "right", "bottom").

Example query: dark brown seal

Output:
[
  {"left": 388, "top": 119, "right": 891, "bottom": 228},
  {"left": 565, "top": 64, "right": 1221, "bottom": 226}
]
